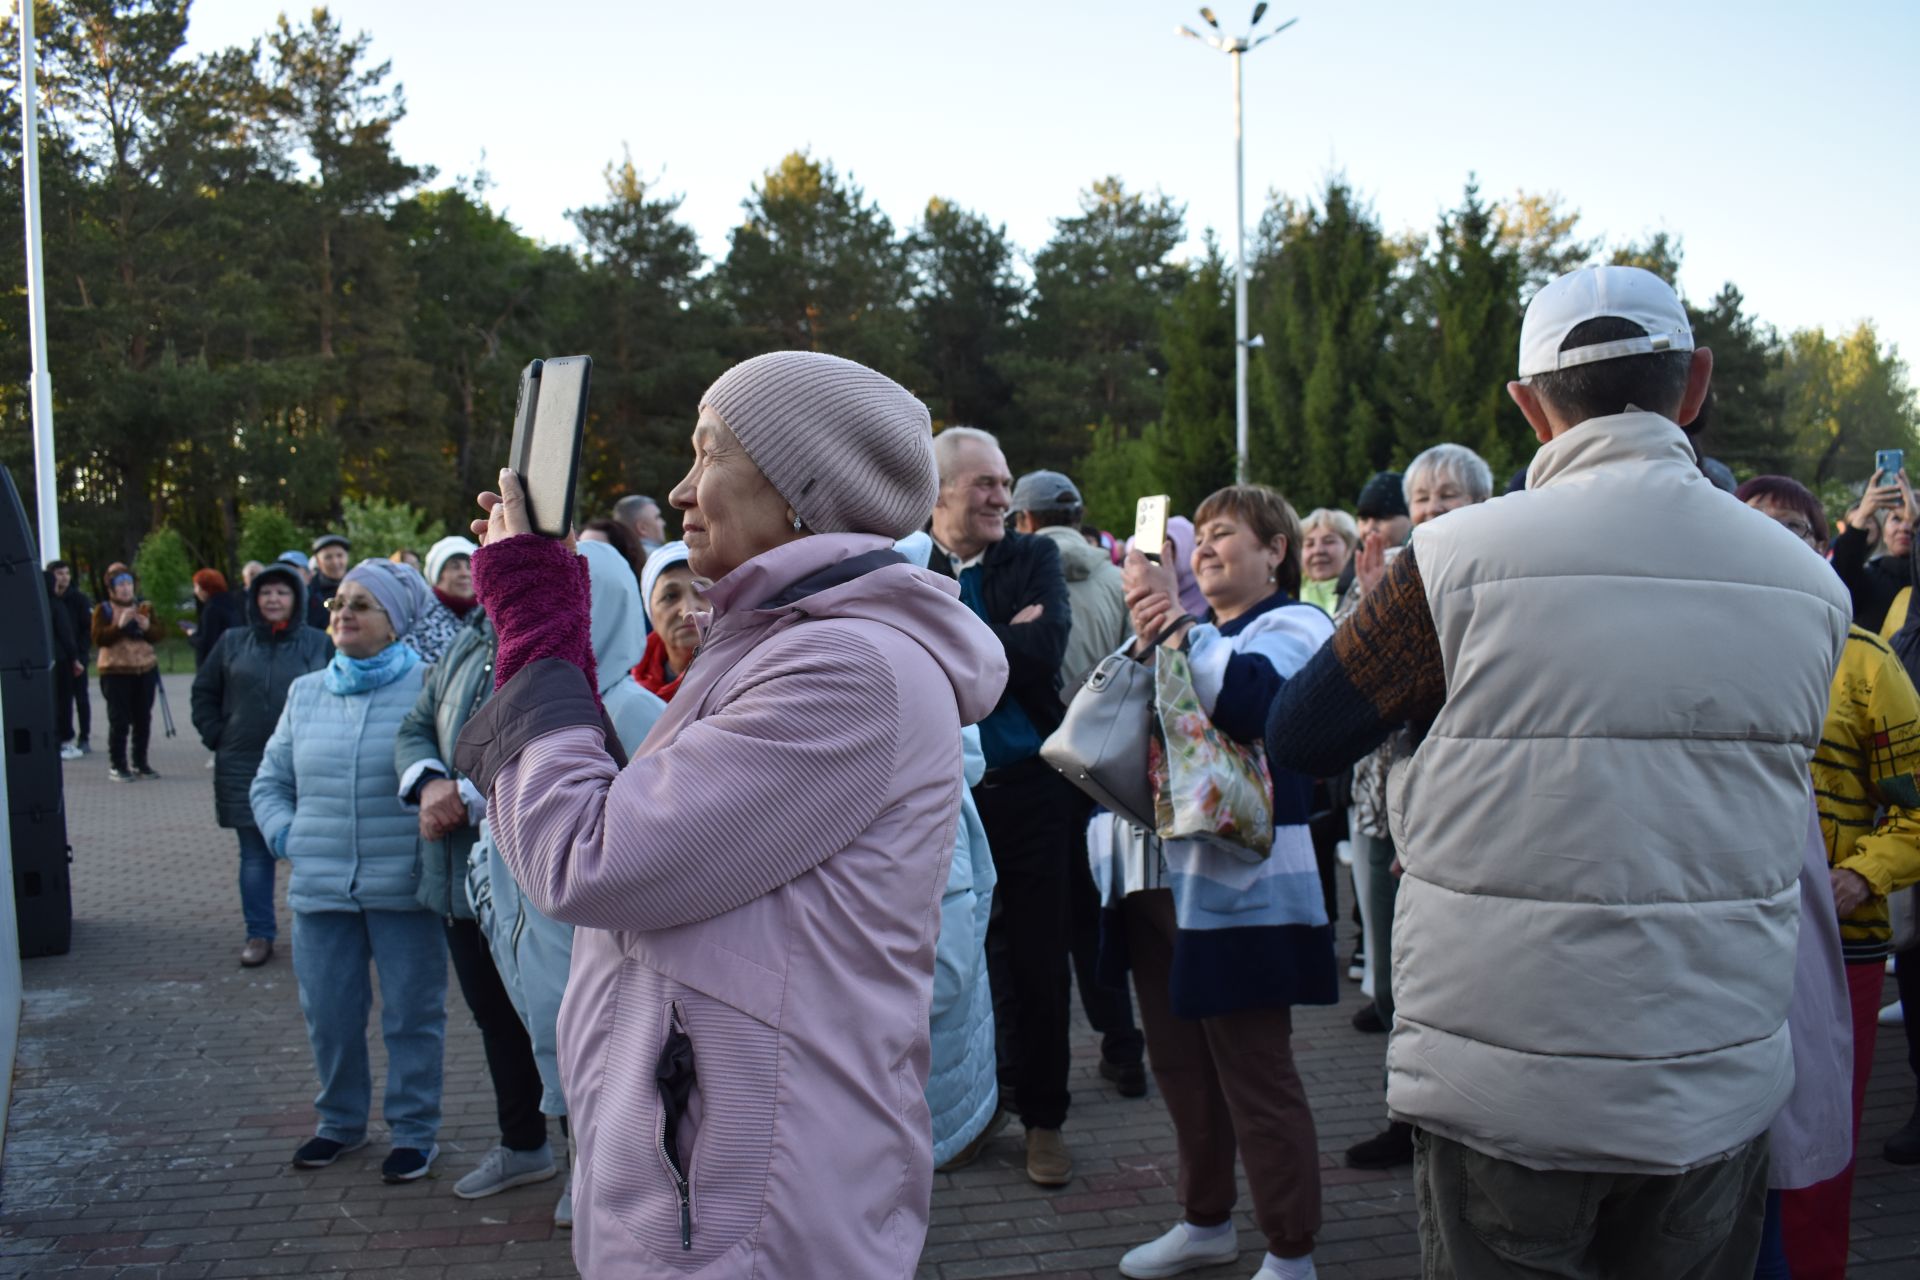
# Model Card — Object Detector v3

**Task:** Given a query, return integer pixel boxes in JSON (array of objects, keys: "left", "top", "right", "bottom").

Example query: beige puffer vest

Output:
[{"left": 1385, "top": 412, "right": 1850, "bottom": 1173}]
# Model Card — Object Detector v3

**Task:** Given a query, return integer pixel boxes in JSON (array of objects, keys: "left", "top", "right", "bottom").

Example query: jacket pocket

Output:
[{"left": 594, "top": 968, "right": 781, "bottom": 1267}]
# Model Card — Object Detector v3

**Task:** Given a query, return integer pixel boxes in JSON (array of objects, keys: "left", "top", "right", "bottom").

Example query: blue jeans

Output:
[
  {"left": 1752, "top": 1190, "right": 1789, "bottom": 1279},
  {"left": 292, "top": 909, "right": 448, "bottom": 1149},
  {"left": 236, "top": 826, "right": 278, "bottom": 941}
]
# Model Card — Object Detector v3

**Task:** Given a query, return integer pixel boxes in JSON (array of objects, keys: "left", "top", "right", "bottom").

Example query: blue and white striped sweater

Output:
[{"left": 1098, "top": 592, "right": 1341, "bottom": 1017}]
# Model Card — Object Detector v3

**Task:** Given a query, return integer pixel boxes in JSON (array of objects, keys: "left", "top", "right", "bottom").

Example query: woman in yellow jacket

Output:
[{"left": 1740, "top": 475, "right": 1920, "bottom": 1280}]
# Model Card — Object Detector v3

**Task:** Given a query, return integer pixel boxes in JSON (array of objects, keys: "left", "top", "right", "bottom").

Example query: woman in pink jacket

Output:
[{"left": 454, "top": 352, "right": 1007, "bottom": 1278}]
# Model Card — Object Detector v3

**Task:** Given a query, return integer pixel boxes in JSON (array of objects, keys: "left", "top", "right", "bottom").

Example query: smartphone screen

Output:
[
  {"left": 1134, "top": 495, "right": 1170, "bottom": 561},
  {"left": 507, "top": 355, "right": 591, "bottom": 539}
]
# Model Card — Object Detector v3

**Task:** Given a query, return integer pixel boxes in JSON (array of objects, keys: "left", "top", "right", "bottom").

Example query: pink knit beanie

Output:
[{"left": 700, "top": 351, "right": 937, "bottom": 540}]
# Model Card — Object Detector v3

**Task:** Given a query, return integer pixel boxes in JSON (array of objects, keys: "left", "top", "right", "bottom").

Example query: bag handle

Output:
[{"left": 1138, "top": 614, "right": 1199, "bottom": 658}]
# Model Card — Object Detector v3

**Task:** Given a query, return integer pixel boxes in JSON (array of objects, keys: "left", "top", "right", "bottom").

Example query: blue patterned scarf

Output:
[{"left": 324, "top": 641, "right": 421, "bottom": 695}]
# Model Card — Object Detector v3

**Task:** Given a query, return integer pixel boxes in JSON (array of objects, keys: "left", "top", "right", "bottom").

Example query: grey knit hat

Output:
[{"left": 700, "top": 351, "right": 937, "bottom": 540}]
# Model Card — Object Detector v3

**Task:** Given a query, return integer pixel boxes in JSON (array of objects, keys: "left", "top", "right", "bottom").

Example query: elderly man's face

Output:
[
  {"left": 631, "top": 501, "right": 667, "bottom": 544},
  {"left": 932, "top": 441, "right": 1013, "bottom": 555}
]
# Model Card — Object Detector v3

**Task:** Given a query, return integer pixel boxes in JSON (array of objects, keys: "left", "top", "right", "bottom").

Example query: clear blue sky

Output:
[{"left": 184, "top": 0, "right": 1920, "bottom": 363}]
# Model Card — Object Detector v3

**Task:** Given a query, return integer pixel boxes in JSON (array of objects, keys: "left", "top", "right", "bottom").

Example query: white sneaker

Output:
[
  {"left": 1256, "top": 1253, "right": 1318, "bottom": 1279},
  {"left": 1120, "top": 1222, "right": 1239, "bottom": 1279},
  {"left": 1881, "top": 1001, "right": 1905, "bottom": 1027},
  {"left": 59, "top": 743, "right": 83, "bottom": 761},
  {"left": 453, "top": 1143, "right": 556, "bottom": 1199}
]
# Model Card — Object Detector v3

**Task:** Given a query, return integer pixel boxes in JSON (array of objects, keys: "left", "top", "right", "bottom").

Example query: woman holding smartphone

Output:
[
  {"left": 1107, "top": 483, "right": 1337, "bottom": 1280},
  {"left": 454, "top": 351, "right": 1006, "bottom": 1278}
]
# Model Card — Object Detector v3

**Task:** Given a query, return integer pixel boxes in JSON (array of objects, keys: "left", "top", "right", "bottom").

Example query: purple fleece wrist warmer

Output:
[{"left": 472, "top": 534, "right": 599, "bottom": 700}]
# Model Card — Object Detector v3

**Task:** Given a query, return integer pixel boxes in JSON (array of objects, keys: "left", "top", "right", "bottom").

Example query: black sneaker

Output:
[
  {"left": 107, "top": 766, "right": 134, "bottom": 782},
  {"left": 1886, "top": 1104, "right": 1920, "bottom": 1165},
  {"left": 1352, "top": 1003, "right": 1387, "bottom": 1033},
  {"left": 135, "top": 765, "right": 159, "bottom": 780},
  {"left": 293, "top": 1135, "right": 369, "bottom": 1168},
  {"left": 1099, "top": 1058, "right": 1149, "bottom": 1099},
  {"left": 382, "top": 1144, "right": 439, "bottom": 1183},
  {"left": 1346, "top": 1121, "right": 1415, "bottom": 1170}
]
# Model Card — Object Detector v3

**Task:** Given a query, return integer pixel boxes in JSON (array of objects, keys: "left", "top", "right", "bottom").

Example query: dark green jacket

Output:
[{"left": 394, "top": 610, "right": 496, "bottom": 918}]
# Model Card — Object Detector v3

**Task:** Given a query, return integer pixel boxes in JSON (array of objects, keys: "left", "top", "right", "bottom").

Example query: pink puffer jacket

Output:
[{"left": 457, "top": 532, "right": 1006, "bottom": 1278}]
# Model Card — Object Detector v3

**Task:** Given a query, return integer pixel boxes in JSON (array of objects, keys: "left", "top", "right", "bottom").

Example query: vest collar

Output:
[{"left": 1526, "top": 411, "right": 1698, "bottom": 492}]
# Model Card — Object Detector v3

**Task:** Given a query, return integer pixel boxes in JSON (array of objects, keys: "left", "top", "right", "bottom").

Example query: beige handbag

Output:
[{"left": 1042, "top": 650, "right": 1157, "bottom": 830}]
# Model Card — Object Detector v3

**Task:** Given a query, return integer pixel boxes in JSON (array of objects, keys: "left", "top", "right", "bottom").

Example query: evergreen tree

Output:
[
  {"left": 1249, "top": 179, "right": 1396, "bottom": 507},
  {"left": 566, "top": 156, "right": 723, "bottom": 516},
  {"left": 1008, "top": 177, "right": 1186, "bottom": 473},
  {"left": 906, "top": 197, "right": 1025, "bottom": 433},
  {"left": 1686, "top": 284, "right": 1789, "bottom": 475},
  {"left": 1415, "top": 179, "right": 1528, "bottom": 477},
  {"left": 1153, "top": 236, "right": 1236, "bottom": 514},
  {"left": 722, "top": 151, "right": 914, "bottom": 377}
]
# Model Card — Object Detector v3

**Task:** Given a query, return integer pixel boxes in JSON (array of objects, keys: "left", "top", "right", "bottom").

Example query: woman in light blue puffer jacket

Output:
[
  {"left": 250, "top": 560, "right": 445, "bottom": 1187},
  {"left": 929, "top": 724, "right": 1001, "bottom": 1168},
  {"left": 894, "top": 531, "right": 1002, "bottom": 1168}
]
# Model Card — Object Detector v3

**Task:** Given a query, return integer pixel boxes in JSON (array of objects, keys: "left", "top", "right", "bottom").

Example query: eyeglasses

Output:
[{"left": 323, "top": 595, "right": 386, "bottom": 615}]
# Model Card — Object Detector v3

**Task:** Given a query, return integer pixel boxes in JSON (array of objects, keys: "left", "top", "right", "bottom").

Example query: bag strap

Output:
[{"left": 1139, "top": 614, "right": 1199, "bottom": 657}]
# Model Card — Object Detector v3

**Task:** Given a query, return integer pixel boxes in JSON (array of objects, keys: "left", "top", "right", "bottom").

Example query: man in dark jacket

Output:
[
  {"left": 928, "top": 426, "right": 1079, "bottom": 1187},
  {"left": 46, "top": 560, "right": 92, "bottom": 758},
  {"left": 190, "top": 563, "right": 331, "bottom": 966},
  {"left": 306, "top": 533, "right": 351, "bottom": 630}
]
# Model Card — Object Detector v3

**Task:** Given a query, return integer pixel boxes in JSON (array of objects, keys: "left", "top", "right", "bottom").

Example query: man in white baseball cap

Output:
[{"left": 1263, "top": 264, "right": 1851, "bottom": 1277}]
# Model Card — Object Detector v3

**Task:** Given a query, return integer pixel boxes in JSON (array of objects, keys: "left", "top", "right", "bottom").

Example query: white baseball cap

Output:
[{"left": 1518, "top": 266, "right": 1693, "bottom": 379}]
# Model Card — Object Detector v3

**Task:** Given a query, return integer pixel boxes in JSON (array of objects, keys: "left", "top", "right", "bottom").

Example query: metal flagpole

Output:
[{"left": 20, "top": 0, "right": 59, "bottom": 563}]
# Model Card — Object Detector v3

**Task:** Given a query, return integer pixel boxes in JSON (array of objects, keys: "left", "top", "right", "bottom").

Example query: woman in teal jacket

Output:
[{"left": 250, "top": 559, "right": 444, "bottom": 1186}]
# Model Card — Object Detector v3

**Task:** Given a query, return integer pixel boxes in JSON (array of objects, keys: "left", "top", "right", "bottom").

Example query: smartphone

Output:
[
  {"left": 1134, "top": 495, "right": 1170, "bottom": 562},
  {"left": 1878, "top": 449, "right": 1904, "bottom": 480},
  {"left": 507, "top": 355, "right": 591, "bottom": 539}
]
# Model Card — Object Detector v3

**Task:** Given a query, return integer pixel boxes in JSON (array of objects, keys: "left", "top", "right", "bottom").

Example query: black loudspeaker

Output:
[{"left": 0, "top": 464, "right": 71, "bottom": 958}]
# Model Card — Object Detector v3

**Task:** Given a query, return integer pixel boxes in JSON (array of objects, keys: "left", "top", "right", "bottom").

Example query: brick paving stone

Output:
[{"left": 4, "top": 673, "right": 1918, "bottom": 1277}]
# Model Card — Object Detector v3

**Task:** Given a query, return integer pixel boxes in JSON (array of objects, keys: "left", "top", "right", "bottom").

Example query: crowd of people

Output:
[{"left": 42, "top": 264, "right": 1920, "bottom": 1279}]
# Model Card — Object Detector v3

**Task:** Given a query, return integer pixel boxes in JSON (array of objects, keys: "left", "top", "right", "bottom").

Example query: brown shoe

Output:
[
  {"left": 240, "top": 938, "right": 274, "bottom": 968},
  {"left": 1025, "top": 1127, "right": 1072, "bottom": 1187},
  {"left": 936, "top": 1107, "right": 1009, "bottom": 1173}
]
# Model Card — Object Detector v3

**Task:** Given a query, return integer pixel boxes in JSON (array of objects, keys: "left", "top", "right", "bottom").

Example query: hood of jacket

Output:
[
  {"left": 703, "top": 532, "right": 1008, "bottom": 727},
  {"left": 247, "top": 563, "right": 311, "bottom": 638},
  {"left": 579, "top": 539, "right": 646, "bottom": 696},
  {"left": 1035, "top": 523, "right": 1109, "bottom": 583}
]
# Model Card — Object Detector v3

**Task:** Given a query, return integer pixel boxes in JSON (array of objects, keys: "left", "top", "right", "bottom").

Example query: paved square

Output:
[{"left": 4, "top": 675, "right": 1918, "bottom": 1277}]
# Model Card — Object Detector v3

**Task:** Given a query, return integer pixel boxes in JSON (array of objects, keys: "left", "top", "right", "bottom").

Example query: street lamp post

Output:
[
  {"left": 1178, "top": 6, "right": 1296, "bottom": 485},
  {"left": 19, "top": 0, "right": 59, "bottom": 562}
]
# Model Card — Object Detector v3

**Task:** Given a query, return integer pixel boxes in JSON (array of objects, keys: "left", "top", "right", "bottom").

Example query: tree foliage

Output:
[{"left": 2, "top": 2, "right": 1912, "bottom": 587}]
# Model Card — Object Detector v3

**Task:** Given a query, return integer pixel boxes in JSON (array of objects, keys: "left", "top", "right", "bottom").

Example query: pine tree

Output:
[
  {"left": 722, "top": 151, "right": 914, "bottom": 378},
  {"left": 1249, "top": 180, "right": 1395, "bottom": 508},
  {"left": 1415, "top": 179, "right": 1527, "bottom": 477},
  {"left": 906, "top": 198, "right": 1025, "bottom": 433},
  {"left": 1153, "top": 237, "right": 1236, "bottom": 515}
]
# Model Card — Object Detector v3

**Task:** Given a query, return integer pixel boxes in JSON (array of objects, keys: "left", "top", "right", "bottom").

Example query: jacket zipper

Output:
[{"left": 658, "top": 1002, "right": 693, "bottom": 1251}]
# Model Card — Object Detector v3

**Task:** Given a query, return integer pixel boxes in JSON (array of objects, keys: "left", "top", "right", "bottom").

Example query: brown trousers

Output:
[{"left": 1124, "top": 888, "right": 1320, "bottom": 1258}]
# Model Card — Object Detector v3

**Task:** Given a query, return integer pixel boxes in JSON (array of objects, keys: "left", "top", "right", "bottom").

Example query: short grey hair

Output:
[
  {"left": 1300, "top": 507, "right": 1358, "bottom": 548},
  {"left": 1404, "top": 443, "right": 1494, "bottom": 505},
  {"left": 612, "top": 494, "right": 658, "bottom": 523},
  {"left": 932, "top": 426, "right": 1002, "bottom": 486}
]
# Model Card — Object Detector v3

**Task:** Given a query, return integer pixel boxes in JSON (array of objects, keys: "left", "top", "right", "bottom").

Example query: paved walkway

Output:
[{"left": 2, "top": 673, "right": 1917, "bottom": 1278}]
